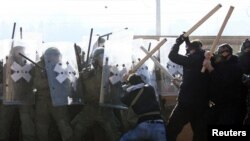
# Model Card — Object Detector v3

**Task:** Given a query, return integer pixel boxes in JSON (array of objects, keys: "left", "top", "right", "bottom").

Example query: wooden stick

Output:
[
  {"left": 20, "top": 27, "right": 23, "bottom": 39},
  {"left": 140, "top": 46, "right": 179, "bottom": 89},
  {"left": 131, "top": 38, "right": 167, "bottom": 73},
  {"left": 5, "top": 22, "right": 16, "bottom": 101},
  {"left": 201, "top": 6, "right": 234, "bottom": 73},
  {"left": 184, "top": 4, "right": 222, "bottom": 37},
  {"left": 210, "top": 6, "right": 234, "bottom": 53},
  {"left": 140, "top": 46, "right": 174, "bottom": 80},
  {"left": 85, "top": 28, "right": 93, "bottom": 68}
]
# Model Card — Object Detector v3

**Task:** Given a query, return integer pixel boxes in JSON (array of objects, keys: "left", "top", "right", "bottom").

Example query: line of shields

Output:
[
  {"left": 1, "top": 39, "right": 84, "bottom": 106},
  {"left": 0, "top": 3, "right": 235, "bottom": 109},
  {"left": 0, "top": 23, "right": 83, "bottom": 106}
]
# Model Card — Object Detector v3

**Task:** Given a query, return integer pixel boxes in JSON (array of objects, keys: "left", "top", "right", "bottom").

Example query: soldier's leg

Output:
[
  {"left": 18, "top": 105, "right": 36, "bottom": 141},
  {"left": 49, "top": 118, "right": 63, "bottom": 141},
  {"left": 167, "top": 103, "right": 190, "bottom": 141},
  {"left": 10, "top": 110, "right": 21, "bottom": 141},
  {"left": 71, "top": 109, "right": 93, "bottom": 141},
  {"left": 35, "top": 101, "right": 51, "bottom": 141},
  {"left": 98, "top": 112, "right": 121, "bottom": 141},
  {"left": 87, "top": 122, "right": 107, "bottom": 141},
  {"left": 0, "top": 105, "right": 16, "bottom": 141},
  {"left": 113, "top": 109, "right": 124, "bottom": 132},
  {"left": 51, "top": 106, "right": 73, "bottom": 141},
  {"left": 99, "top": 121, "right": 119, "bottom": 141}
]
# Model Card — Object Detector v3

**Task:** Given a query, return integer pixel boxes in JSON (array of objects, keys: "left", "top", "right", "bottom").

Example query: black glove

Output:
[{"left": 176, "top": 34, "right": 185, "bottom": 45}]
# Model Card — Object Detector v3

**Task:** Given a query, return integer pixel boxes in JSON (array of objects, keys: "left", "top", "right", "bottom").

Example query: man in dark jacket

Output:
[
  {"left": 167, "top": 34, "right": 210, "bottom": 141},
  {"left": 120, "top": 73, "right": 167, "bottom": 141},
  {"left": 238, "top": 39, "right": 250, "bottom": 124},
  {"left": 203, "top": 43, "right": 246, "bottom": 125}
]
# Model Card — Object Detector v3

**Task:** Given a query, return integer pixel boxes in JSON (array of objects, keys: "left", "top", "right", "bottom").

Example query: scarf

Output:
[{"left": 126, "top": 83, "right": 145, "bottom": 93}]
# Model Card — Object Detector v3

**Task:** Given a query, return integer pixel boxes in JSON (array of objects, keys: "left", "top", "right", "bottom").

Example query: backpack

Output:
[{"left": 124, "top": 88, "right": 160, "bottom": 130}]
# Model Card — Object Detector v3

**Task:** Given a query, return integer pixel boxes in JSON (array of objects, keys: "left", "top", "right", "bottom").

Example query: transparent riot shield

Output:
[
  {"left": 3, "top": 39, "right": 37, "bottom": 105},
  {"left": 0, "top": 40, "right": 8, "bottom": 100},
  {"left": 159, "top": 37, "right": 186, "bottom": 96},
  {"left": 42, "top": 42, "right": 83, "bottom": 106},
  {"left": 131, "top": 39, "right": 159, "bottom": 96},
  {"left": 99, "top": 30, "right": 134, "bottom": 109}
]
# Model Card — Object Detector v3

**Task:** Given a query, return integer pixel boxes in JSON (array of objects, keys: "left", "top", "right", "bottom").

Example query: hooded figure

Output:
[
  {"left": 168, "top": 34, "right": 210, "bottom": 141},
  {"left": 238, "top": 39, "right": 250, "bottom": 125},
  {"left": 119, "top": 73, "right": 167, "bottom": 141},
  {"left": 203, "top": 43, "right": 246, "bottom": 125}
]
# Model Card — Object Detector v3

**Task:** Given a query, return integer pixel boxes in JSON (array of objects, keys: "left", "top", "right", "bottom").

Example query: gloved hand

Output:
[
  {"left": 242, "top": 74, "right": 250, "bottom": 87},
  {"left": 176, "top": 33, "right": 185, "bottom": 45},
  {"left": 80, "top": 67, "right": 93, "bottom": 79}
]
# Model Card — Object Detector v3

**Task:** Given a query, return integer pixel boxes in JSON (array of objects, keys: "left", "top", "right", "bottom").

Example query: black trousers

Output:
[{"left": 167, "top": 102, "right": 208, "bottom": 141}]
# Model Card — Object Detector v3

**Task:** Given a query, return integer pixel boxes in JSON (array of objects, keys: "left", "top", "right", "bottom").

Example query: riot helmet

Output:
[
  {"left": 98, "top": 37, "right": 105, "bottom": 47},
  {"left": 214, "top": 43, "right": 233, "bottom": 63},
  {"left": 44, "top": 47, "right": 62, "bottom": 64},
  {"left": 240, "top": 39, "right": 250, "bottom": 53},
  {"left": 11, "top": 46, "right": 26, "bottom": 65},
  {"left": 186, "top": 39, "right": 202, "bottom": 54},
  {"left": 217, "top": 43, "right": 233, "bottom": 55},
  {"left": 91, "top": 47, "right": 104, "bottom": 68}
]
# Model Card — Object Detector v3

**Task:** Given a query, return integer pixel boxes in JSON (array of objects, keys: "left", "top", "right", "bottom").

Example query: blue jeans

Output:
[{"left": 120, "top": 120, "right": 167, "bottom": 141}]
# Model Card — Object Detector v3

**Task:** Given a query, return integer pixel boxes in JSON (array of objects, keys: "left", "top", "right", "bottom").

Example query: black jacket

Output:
[
  {"left": 238, "top": 52, "right": 250, "bottom": 75},
  {"left": 209, "top": 55, "right": 245, "bottom": 106},
  {"left": 168, "top": 43, "right": 210, "bottom": 106},
  {"left": 121, "top": 84, "right": 162, "bottom": 123}
]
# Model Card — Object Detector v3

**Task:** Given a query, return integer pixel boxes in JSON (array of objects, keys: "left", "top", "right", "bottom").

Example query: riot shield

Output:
[
  {"left": 131, "top": 39, "right": 159, "bottom": 97},
  {"left": 99, "top": 30, "right": 134, "bottom": 109},
  {"left": 42, "top": 42, "right": 83, "bottom": 106},
  {"left": 3, "top": 39, "right": 37, "bottom": 105},
  {"left": 159, "top": 37, "right": 186, "bottom": 96},
  {"left": 0, "top": 40, "right": 9, "bottom": 100}
]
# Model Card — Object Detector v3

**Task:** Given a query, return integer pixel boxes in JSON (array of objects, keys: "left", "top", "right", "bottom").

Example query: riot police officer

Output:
[
  {"left": 33, "top": 47, "right": 73, "bottom": 141},
  {"left": 71, "top": 47, "right": 120, "bottom": 141},
  {"left": 0, "top": 46, "right": 36, "bottom": 141}
]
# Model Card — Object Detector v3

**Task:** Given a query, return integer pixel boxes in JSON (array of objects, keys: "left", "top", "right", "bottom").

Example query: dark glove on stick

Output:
[{"left": 176, "top": 34, "right": 185, "bottom": 45}]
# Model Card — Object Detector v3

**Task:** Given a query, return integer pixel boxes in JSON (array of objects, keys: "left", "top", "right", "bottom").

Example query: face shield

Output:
[{"left": 44, "top": 48, "right": 62, "bottom": 64}]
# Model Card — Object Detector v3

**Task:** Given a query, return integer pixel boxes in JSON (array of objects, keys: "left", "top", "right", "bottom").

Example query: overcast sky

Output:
[{"left": 0, "top": 0, "right": 249, "bottom": 42}]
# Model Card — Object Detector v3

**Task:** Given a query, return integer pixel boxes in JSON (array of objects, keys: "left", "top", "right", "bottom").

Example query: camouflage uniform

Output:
[
  {"left": 0, "top": 47, "right": 36, "bottom": 141},
  {"left": 0, "top": 104, "right": 35, "bottom": 141},
  {"left": 0, "top": 62, "right": 21, "bottom": 141},
  {"left": 72, "top": 47, "right": 119, "bottom": 141},
  {"left": 33, "top": 60, "right": 73, "bottom": 141}
]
